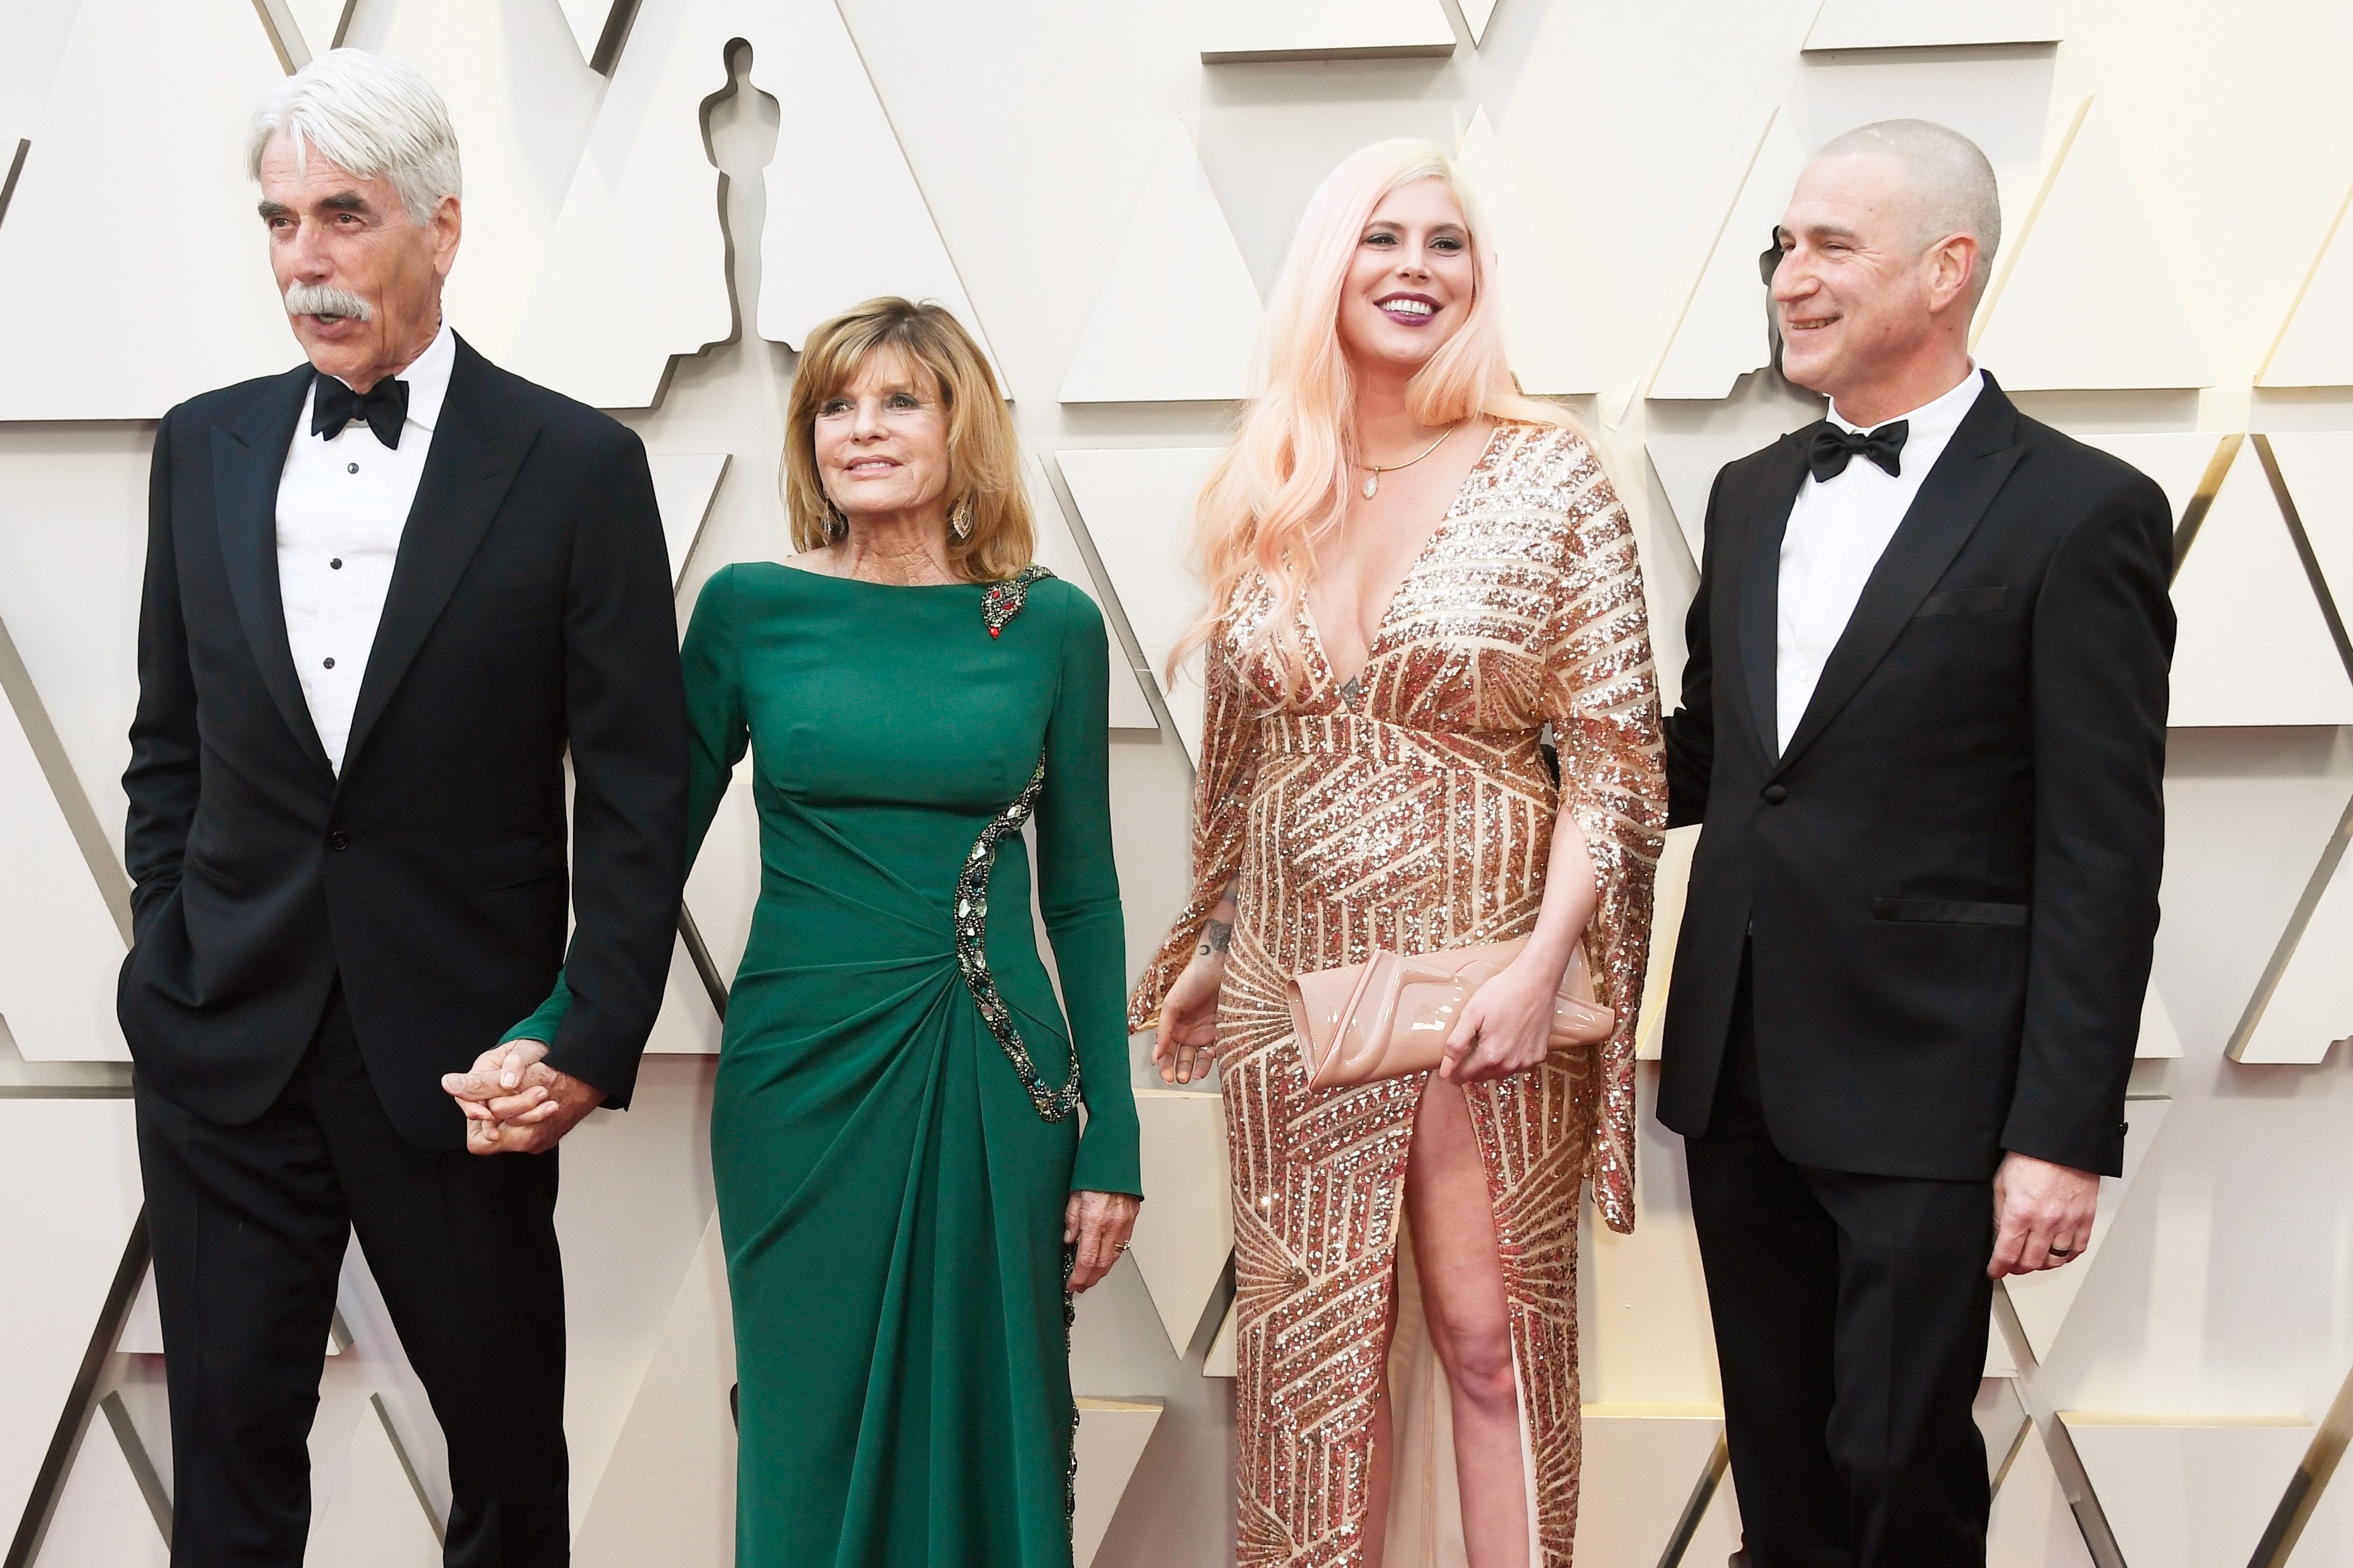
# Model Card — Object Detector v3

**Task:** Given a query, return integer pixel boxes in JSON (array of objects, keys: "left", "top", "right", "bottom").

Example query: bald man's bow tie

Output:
[
  {"left": 1807, "top": 419, "right": 1908, "bottom": 482},
  {"left": 312, "top": 373, "right": 410, "bottom": 449}
]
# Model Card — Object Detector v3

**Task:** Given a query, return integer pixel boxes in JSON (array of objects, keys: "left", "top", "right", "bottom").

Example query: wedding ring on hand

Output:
[{"left": 2048, "top": 1245, "right": 2074, "bottom": 1257}]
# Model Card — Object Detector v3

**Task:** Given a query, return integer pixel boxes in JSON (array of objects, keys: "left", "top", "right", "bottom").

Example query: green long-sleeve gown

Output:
[{"left": 508, "top": 560, "right": 1142, "bottom": 1567}]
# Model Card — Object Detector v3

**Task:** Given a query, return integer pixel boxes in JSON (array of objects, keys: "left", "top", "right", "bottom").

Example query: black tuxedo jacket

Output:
[
  {"left": 1658, "top": 377, "right": 2173, "bottom": 1180},
  {"left": 120, "top": 336, "right": 688, "bottom": 1150}
]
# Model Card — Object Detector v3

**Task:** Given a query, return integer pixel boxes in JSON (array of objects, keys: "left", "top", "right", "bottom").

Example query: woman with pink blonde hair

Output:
[{"left": 1130, "top": 141, "right": 1667, "bottom": 1565}]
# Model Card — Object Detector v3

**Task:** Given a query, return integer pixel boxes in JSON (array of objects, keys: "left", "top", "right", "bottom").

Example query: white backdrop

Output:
[{"left": 3, "top": 1, "right": 2352, "bottom": 1564}]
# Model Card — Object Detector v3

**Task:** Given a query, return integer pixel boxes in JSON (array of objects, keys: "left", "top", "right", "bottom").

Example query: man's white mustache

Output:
[{"left": 284, "top": 282, "right": 372, "bottom": 322}]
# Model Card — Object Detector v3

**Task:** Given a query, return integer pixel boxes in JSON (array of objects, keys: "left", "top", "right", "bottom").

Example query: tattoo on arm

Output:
[{"left": 1198, "top": 918, "right": 1233, "bottom": 958}]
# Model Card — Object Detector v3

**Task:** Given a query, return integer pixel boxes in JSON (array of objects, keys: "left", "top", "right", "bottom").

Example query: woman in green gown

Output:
[{"left": 483, "top": 298, "right": 1143, "bottom": 1565}]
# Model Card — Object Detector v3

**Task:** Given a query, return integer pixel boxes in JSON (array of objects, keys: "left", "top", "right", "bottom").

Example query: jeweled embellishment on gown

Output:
[
  {"left": 957, "top": 755, "right": 1082, "bottom": 1121},
  {"left": 983, "top": 563, "right": 1054, "bottom": 637}
]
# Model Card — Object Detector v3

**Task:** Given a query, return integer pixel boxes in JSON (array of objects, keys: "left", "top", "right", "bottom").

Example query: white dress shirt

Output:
[
  {"left": 276, "top": 320, "right": 456, "bottom": 773},
  {"left": 1775, "top": 365, "right": 1985, "bottom": 755}
]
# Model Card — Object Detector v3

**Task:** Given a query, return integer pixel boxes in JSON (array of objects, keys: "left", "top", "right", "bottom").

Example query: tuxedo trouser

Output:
[
  {"left": 1684, "top": 951, "right": 1995, "bottom": 1568},
  {"left": 136, "top": 984, "right": 569, "bottom": 1568}
]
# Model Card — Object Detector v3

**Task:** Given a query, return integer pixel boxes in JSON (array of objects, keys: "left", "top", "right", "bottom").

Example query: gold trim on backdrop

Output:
[
  {"left": 2255, "top": 181, "right": 2353, "bottom": 386},
  {"left": 2249, "top": 1361, "right": 2353, "bottom": 1568},
  {"left": 2168, "top": 432, "right": 2246, "bottom": 580},
  {"left": 1971, "top": 95, "right": 2094, "bottom": 355}
]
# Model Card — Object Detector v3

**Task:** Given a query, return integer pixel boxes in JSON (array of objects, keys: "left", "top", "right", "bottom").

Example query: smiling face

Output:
[
  {"left": 1772, "top": 151, "right": 1979, "bottom": 415},
  {"left": 812, "top": 350, "right": 954, "bottom": 526},
  {"left": 257, "top": 133, "right": 458, "bottom": 391},
  {"left": 1335, "top": 176, "right": 1476, "bottom": 382}
]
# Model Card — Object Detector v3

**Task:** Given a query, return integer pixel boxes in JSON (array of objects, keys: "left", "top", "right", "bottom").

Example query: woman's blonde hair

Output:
[
  {"left": 1175, "top": 139, "right": 1565, "bottom": 691},
  {"left": 781, "top": 297, "right": 1033, "bottom": 582}
]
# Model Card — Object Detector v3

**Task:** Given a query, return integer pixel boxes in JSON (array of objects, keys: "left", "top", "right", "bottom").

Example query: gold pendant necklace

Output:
[{"left": 1358, "top": 422, "right": 1461, "bottom": 499}]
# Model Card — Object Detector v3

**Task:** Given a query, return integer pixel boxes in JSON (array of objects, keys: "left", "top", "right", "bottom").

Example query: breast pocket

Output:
[
  {"left": 1872, "top": 898, "right": 2029, "bottom": 926},
  {"left": 448, "top": 575, "right": 562, "bottom": 644}
]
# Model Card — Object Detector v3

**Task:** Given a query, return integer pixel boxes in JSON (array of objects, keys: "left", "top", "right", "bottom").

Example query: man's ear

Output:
[
  {"left": 431, "top": 195, "right": 463, "bottom": 279},
  {"left": 1929, "top": 233, "right": 1980, "bottom": 317}
]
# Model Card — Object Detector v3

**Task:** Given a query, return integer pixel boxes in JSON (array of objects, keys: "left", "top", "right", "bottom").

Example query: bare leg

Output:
[
  {"left": 1405, "top": 1074, "right": 1530, "bottom": 1568},
  {"left": 1363, "top": 1355, "right": 1394, "bottom": 1566}
]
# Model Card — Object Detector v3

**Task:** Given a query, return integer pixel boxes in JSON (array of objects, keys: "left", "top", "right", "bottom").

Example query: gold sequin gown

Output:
[{"left": 1130, "top": 423, "right": 1666, "bottom": 1566}]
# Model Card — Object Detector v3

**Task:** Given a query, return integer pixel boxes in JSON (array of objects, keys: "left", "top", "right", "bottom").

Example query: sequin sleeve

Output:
[
  {"left": 1126, "top": 630, "right": 1259, "bottom": 1031},
  {"left": 1537, "top": 435, "right": 1668, "bottom": 1235}
]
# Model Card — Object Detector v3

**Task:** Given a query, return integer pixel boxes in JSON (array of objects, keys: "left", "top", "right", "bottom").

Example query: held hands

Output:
[
  {"left": 1065, "top": 1190, "right": 1142, "bottom": 1292},
  {"left": 1988, "top": 1151, "right": 2100, "bottom": 1277},
  {"left": 441, "top": 1039, "right": 605, "bottom": 1157},
  {"left": 1439, "top": 946, "right": 1565, "bottom": 1084}
]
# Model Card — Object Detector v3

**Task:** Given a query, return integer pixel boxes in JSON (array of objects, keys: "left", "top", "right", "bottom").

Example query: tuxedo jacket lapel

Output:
[
  {"left": 341, "top": 337, "right": 538, "bottom": 782},
  {"left": 1736, "top": 436, "right": 1808, "bottom": 766},
  {"left": 213, "top": 366, "right": 334, "bottom": 779},
  {"left": 1772, "top": 379, "right": 2026, "bottom": 779}
]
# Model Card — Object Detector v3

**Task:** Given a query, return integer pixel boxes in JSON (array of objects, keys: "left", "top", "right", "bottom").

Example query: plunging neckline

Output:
[{"left": 1302, "top": 423, "right": 1505, "bottom": 704}]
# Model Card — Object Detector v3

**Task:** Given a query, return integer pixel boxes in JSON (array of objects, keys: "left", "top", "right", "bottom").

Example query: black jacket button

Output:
[
  {"left": 1762, "top": 784, "right": 1789, "bottom": 805},
  {"left": 327, "top": 831, "right": 351, "bottom": 851}
]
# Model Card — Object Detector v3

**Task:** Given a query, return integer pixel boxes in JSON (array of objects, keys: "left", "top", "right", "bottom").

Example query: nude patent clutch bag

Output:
[{"left": 1287, "top": 936, "right": 1615, "bottom": 1091}]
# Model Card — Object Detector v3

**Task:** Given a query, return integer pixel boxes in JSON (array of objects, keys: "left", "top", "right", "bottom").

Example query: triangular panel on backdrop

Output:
[
  {"left": 752, "top": 1, "right": 997, "bottom": 375},
  {"left": 29, "top": 1406, "right": 168, "bottom": 1567},
  {"left": 2264, "top": 430, "right": 2353, "bottom": 629},
  {"left": 358, "top": 0, "right": 603, "bottom": 367},
  {"left": 1971, "top": 98, "right": 2211, "bottom": 391},
  {"left": 641, "top": 935, "right": 726, "bottom": 1054},
  {"left": 2137, "top": 979, "right": 2184, "bottom": 1060},
  {"left": 1454, "top": 109, "right": 1599, "bottom": 396},
  {"left": 1634, "top": 825, "right": 1698, "bottom": 1062},
  {"left": 1984, "top": 1317, "right": 2017, "bottom": 1377},
  {"left": 1802, "top": 0, "right": 2059, "bottom": 51},
  {"left": 1026, "top": 458, "right": 1161, "bottom": 728},
  {"left": 1678, "top": 1447, "right": 1746, "bottom": 1564},
  {"left": 1202, "top": 1301, "right": 1236, "bottom": 1377},
  {"left": 1056, "top": 448, "right": 1225, "bottom": 763},
  {"left": 2068, "top": 430, "right": 2231, "bottom": 529},
  {"left": 2228, "top": 794, "right": 2352, "bottom": 1064},
  {"left": 504, "top": 0, "right": 739, "bottom": 408},
  {"left": 1073, "top": 1398, "right": 1163, "bottom": 1568},
  {"left": 647, "top": 453, "right": 730, "bottom": 586},
  {"left": 2168, "top": 437, "right": 2353, "bottom": 727},
  {"left": 0, "top": 1100, "right": 142, "bottom": 1533},
  {"left": 1643, "top": 434, "right": 1765, "bottom": 574},
  {"left": 285, "top": 0, "right": 355, "bottom": 56},
  {"left": 0, "top": 0, "right": 291, "bottom": 419},
  {"left": 1199, "top": 0, "right": 1454, "bottom": 62},
  {"left": 2062, "top": 1415, "right": 2313, "bottom": 1568},
  {"left": 684, "top": 755, "right": 762, "bottom": 984},
  {"left": 1459, "top": 0, "right": 1503, "bottom": 46},
  {"left": 1985, "top": 1423, "right": 2097, "bottom": 1567},
  {"left": 1648, "top": 107, "right": 1808, "bottom": 401},
  {"left": 557, "top": 0, "right": 629, "bottom": 68},
  {"left": 1129, "top": 1090, "right": 1233, "bottom": 1355},
  {"left": 573, "top": 1213, "right": 736, "bottom": 1567},
  {"left": 2260, "top": 183, "right": 2353, "bottom": 388},
  {"left": 1060, "top": 119, "right": 1260, "bottom": 404},
  {"left": 303, "top": 1394, "right": 446, "bottom": 1565},
  {"left": 2002, "top": 1096, "right": 2171, "bottom": 1361},
  {"left": 0, "top": 2, "right": 81, "bottom": 158},
  {"left": 1572, "top": 1408, "right": 1724, "bottom": 1565},
  {"left": 2290, "top": 1425, "right": 2353, "bottom": 1563},
  {"left": 1974, "top": 1377, "right": 2030, "bottom": 1484},
  {"left": 0, "top": 669, "right": 127, "bottom": 1061}
]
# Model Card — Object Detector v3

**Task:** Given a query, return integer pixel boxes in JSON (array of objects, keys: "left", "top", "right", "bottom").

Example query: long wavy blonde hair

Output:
[{"left": 1173, "top": 139, "right": 1565, "bottom": 693}]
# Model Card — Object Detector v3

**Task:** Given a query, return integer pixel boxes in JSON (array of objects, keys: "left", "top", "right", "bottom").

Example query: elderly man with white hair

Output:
[
  {"left": 1658, "top": 120, "right": 2174, "bottom": 1565},
  {"left": 119, "top": 49, "right": 686, "bottom": 1565}
]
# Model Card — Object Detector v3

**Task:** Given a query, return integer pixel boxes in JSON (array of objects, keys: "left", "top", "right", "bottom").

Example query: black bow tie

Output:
[
  {"left": 1807, "top": 419, "right": 1908, "bottom": 482},
  {"left": 312, "top": 373, "right": 409, "bottom": 449}
]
